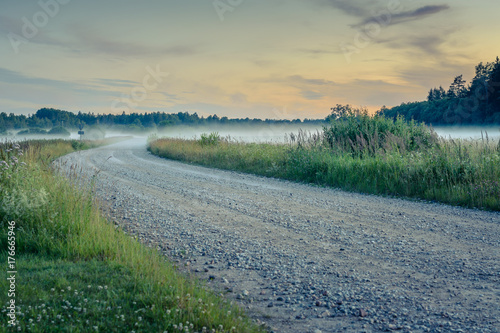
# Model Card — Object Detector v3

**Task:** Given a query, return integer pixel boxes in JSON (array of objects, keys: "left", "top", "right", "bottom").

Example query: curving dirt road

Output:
[{"left": 57, "top": 138, "right": 500, "bottom": 333}]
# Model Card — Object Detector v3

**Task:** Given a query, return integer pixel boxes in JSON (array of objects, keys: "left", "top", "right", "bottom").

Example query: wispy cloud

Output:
[
  {"left": 92, "top": 78, "right": 139, "bottom": 88},
  {"left": 71, "top": 28, "right": 198, "bottom": 57},
  {"left": 356, "top": 5, "right": 450, "bottom": 27},
  {"left": 230, "top": 93, "right": 248, "bottom": 104},
  {"left": 0, "top": 67, "right": 117, "bottom": 97},
  {"left": 254, "top": 75, "right": 336, "bottom": 87},
  {"left": 288, "top": 75, "right": 336, "bottom": 86},
  {"left": 318, "top": 0, "right": 451, "bottom": 30},
  {"left": 298, "top": 47, "right": 339, "bottom": 56},
  {"left": 375, "top": 23, "right": 459, "bottom": 58},
  {"left": 319, "top": 0, "right": 372, "bottom": 17},
  {"left": 301, "top": 90, "right": 325, "bottom": 100},
  {"left": 0, "top": 67, "right": 72, "bottom": 88}
]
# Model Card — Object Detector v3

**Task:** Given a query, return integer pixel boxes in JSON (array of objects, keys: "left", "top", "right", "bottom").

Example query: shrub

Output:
[
  {"left": 48, "top": 126, "right": 71, "bottom": 137},
  {"left": 17, "top": 128, "right": 48, "bottom": 136},
  {"left": 198, "top": 132, "right": 220, "bottom": 146},
  {"left": 323, "top": 114, "right": 438, "bottom": 156}
]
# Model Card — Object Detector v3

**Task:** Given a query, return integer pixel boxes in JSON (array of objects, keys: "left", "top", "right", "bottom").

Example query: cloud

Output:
[
  {"left": 92, "top": 78, "right": 139, "bottom": 88},
  {"left": 319, "top": 0, "right": 372, "bottom": 17},
  {"left": 71, "top": 28, "right": 198, "bottom": 57},
  {"left": 0, "top": 15, "right": 19, "bottom": 34},
  {"left": 1, "top": 20, "right": 200, "bottom": 58},
  {"left": 288, "top": 75, "right": 336, "bottom": 86},
  {"left": 318, "top": 1, "right": 451, "bottom": 28},
  {"left": 0, "top": 67, "right": 118, "bottom": 97},
  {"left": 301, "top": 90, "right": 324, "bottom": 100},
  {"left": 396, "top": 61, "right": 473, "bottom": 92},
  {"left": 254, "top": 75, "right": 336, "bottom": 87},
  {"left": 230, "top": 93, "right": 247, "bottom": 104},
  {"left": 162, "top": 92, "right": 180, "bottom": 101},
  {"left": 407, "top": 5, "right": 450, "bottom": 18},
  {"left": 357, "top": 5, "right": 450, "bottom": 27},
  {"left": 331, "top": 78, "right": 420, "bottom": 107},
  {"left": 409, "top": 35, "right": 446, "bottom": 56},
  {"left": 375, "top": 23, "right": 460, "bottom": 58},
  {"left": 0, "top": 67, "right": 71, "bottom": 88},
  {"left": 298, "top": 47, "right": 338, "bottom": 56}
]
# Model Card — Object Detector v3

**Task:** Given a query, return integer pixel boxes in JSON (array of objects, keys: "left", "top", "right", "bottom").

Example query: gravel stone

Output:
[{"left": 56, "top": 139, "right": 500, "bottom": 333}]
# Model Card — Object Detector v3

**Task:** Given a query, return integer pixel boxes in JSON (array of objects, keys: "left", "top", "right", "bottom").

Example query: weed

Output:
[
  {"left": 199, "top": 132, "right": 221, "bottom": 147},
  {"left": 0, "top": 139, "right": 262, "bottom": 332},
  {"left": 148, "top": 115, "right": 500, "bottom": 210}
]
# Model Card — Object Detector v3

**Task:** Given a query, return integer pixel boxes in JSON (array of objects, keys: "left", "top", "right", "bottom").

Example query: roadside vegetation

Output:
[
  {"left": 148, "top": 109, "right": 500, "bottom": 211},
  {"left": 0, "top": 139, "right": 262, "bottom": 332}
]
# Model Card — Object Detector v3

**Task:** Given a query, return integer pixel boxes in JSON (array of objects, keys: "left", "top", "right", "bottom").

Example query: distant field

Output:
[{"left": 149, "top": 115, "right": 500, "bottom": 211}]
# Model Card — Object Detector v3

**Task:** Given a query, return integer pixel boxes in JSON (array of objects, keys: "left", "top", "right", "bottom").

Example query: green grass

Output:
[
  {"left": 0, "top": 139, "right": 262, "bottom": 333},
  {"left": 148, "top": 115, "right": 500, "bottom": 211}
]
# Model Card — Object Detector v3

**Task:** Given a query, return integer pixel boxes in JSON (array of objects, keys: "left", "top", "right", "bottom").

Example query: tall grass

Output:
[
  {"left": 148, "top": 116, "right": 500, "bottom": 210},
  {"left": 0, "top": 139, "right": 262, "bottom": 332}
]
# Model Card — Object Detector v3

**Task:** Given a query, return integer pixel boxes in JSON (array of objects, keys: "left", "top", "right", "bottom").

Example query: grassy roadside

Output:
[
  {"left": 148, "top": 116, "right": 500, "bottom": 211},
  {"left": 0, "top": 139, "right": 262, "bottom": 333}
]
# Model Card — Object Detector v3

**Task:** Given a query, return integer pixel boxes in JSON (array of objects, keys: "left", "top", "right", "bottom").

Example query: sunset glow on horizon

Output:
[{"left": 1, "top": 0, "right": 500, "bottom": 119}]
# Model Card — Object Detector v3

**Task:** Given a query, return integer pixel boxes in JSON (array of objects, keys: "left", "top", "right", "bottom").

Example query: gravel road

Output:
[{"left": 56, "top": 138, "right": 500, "bottom": 333}]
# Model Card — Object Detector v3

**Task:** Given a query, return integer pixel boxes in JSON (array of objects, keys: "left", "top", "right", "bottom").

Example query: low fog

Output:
[
  {"left": 432, "top": 126, "right": 500, "bottom": 140},
  {"left": 3, "top": 124, "right": 500, "bottom": 144}
]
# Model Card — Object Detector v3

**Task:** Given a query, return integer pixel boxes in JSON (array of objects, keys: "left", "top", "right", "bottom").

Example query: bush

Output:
[
  {"left": 17, "top": 128, "right": 48, "bottom": 136},
  {"left": 323, "top": 114, "right": 437, "bottom": 156},
  {"left": 48, "top": 126, "right": 71, "bottom": 137},
  {"left": 198, "top": 132, "right": 220, "bottom": 146}
]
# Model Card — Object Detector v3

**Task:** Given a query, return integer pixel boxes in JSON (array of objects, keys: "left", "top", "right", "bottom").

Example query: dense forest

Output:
[
  {"left": 0, "top": 108, "right": 324, "bottom": 136},
  {"left": 382, "top": 57, "right": 500, "bottom": 124}
]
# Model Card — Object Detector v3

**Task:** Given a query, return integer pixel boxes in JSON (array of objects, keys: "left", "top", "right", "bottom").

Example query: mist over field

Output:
[
  {"left": 4, "top": 124, "right": 500, "bottom": 143},
  {"left": 433, "top": 126, "right": 500, "bottom": 140},
  {"left": 157, "top": 125, "right": 500, "bottom": 142}
]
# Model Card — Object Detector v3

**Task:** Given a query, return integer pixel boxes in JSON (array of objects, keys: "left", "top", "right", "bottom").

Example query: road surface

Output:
[{"left": 57, "top": 138, "right": 500, "bottom": 333}]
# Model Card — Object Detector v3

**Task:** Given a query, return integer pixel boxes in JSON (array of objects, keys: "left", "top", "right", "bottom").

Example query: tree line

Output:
[
  {"left": 2, "top": 57, "right": 499, "bottom": 135},
  {"left": 382, "top": 57, "right": 500, "bottom": 124},
  {"left": 0, "top": 108, "right": 324, "bottom": 135}
]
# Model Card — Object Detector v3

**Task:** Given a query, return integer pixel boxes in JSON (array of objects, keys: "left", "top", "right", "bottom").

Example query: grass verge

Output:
[
  {"left": 148, "top": 115, "right": 500, "bottom": 211},
  {"left": 0, "top": 139, "right": 262, "bottom": 333}
]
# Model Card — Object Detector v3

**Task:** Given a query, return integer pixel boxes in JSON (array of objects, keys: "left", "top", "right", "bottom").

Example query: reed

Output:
[{"left": 148, "top": 116, "right": 500, "bottom": 210}]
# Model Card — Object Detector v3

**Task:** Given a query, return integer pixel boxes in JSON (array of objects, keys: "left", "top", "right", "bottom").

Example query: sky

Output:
[{"left": 1, "top": 0, "right": 500, "bottom": 120}]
